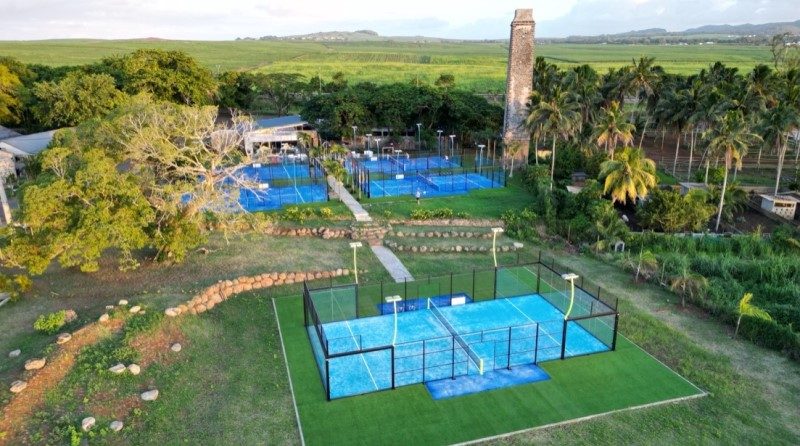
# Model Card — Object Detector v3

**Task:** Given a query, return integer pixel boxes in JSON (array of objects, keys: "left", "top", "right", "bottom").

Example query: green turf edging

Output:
[{"left": 274, "top": 296, "right": 704, "bottom": 445}]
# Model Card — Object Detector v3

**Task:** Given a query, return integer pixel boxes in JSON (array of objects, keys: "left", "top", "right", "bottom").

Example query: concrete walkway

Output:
[
  {"left": 370, "top": 246, "right": 414, "bottom": 282},
  {"left": 328, "top": 176, "right": 371, "bottom": 222}
]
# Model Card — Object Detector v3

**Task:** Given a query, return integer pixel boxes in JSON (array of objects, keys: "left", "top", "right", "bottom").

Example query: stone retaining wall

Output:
[
  {"left": 392, "top": 219, "right": 504, "bottom": 227},
  {"left": 166, "top": 269, "right": 350, "bottom": 316},
  {"left": 388, "top": 230, "right": 493, "bottom": 239},
  {"left": 384, "top": 241, "right": 520, "bottom": 254},
  {"left": 264, "top": 226, "right": 351, "bottom": 239}
]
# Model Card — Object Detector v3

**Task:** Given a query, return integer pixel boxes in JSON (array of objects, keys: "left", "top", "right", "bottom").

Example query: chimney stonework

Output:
[{"left": 502, "top": 9, "right": 535, "bottom": 162}]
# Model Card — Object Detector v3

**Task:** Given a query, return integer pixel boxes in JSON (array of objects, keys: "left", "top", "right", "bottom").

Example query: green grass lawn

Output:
[
  {"left": 275, "top": 295, "right": 703, "bottom": 445},
  {"left": 362, "top": 179, "right": 535, "bottom": 220}
]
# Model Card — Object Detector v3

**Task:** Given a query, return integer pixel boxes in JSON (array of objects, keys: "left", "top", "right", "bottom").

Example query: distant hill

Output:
[
  {"left": 563, "top": 20, "right": 800, "bottom": 43},
  {"left": 238, "top": 30, "right": 502, "bottom": 44}
]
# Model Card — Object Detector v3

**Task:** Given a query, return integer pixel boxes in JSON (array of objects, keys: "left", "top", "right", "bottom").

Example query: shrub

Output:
[
  {"left": 280, "top": 206, "right": 316, "bottom": 223},
  {"left": 409, "top": 208, "right": 455, "bottom": 220},
  {"left": 34, "top": 310, "right": 67, "bottom": 334},
  {"left": 317, "top": 207, "right": 334, "bottom": 219}
]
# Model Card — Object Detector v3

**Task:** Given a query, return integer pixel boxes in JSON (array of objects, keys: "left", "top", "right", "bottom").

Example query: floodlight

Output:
[
  {"left": 491, "top": 227, "right": 504, "bottom": 234},
  {"left": 561, "top": 273, "right": 579, "bottom": 281},
  {"left": 349, "top": 242, "right": 363, "bottom": 248},
  {"left": 385, "top": 295, "right": 402, "bottom": 303}
]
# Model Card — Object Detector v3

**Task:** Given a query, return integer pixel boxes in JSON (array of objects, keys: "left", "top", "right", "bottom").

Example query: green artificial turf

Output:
[{"left": 274, "top": 296, "right": 704, "bottom": 445}]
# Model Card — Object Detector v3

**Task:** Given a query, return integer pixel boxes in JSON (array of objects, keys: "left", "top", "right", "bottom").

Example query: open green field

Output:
[
  {"left": 0, "top": 39, "right": 772, "bottom": 92},
  {"left": 276, "top": 295, "right": 703, "bottom": 445}
]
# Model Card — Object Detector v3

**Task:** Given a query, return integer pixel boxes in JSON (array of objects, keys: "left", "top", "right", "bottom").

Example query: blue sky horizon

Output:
[{"left": 2, "top": 0, "right": 798, "bottom": 41}]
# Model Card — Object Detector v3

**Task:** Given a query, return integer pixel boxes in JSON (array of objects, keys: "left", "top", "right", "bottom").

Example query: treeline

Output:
[{"left": 0, "top": 49, "right": 500, "bottom": 144}]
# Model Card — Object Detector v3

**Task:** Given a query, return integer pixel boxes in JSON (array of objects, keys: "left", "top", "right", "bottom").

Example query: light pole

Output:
[
  {"left": 449, "top": 135, "right": 456, "bottom": 159},
  {"left": 477, "top": 144, "right": 486, "bottom": 174},
  {"left": 350, "top": 242, "right": 363, "bottom": 283},
  {"left": 375, "top": 138, "right": 381, "bottom": 157},
  {"left": 561, "top": 273, "right": 580, "bottom": 320},
  {"left": 491, "top": 227, "right": 504, "bottom": 268},
  {"left": 367, "top": 134, "right": 372, "bottom": 151},
  {"left": 352, "top": 126, "right": 358, "bottom": 149},
  {"left": 437, "top": 130, "right": 443, "bottom": 158},
  {"left": 385, "top": 295, "right": 402, "bottom": 345},
  {"left": 416, "top": 123, "right": 422, "bottom": 151}
]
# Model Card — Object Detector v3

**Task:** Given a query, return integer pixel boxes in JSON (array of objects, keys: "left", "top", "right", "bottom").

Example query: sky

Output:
[{"left": 1, "top": 0, "right": 798, "bottom": 40}]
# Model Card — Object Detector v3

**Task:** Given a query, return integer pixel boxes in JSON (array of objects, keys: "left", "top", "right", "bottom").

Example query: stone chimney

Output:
[{"left": 502, "top": 8, "right": 535, "bottom": 163}]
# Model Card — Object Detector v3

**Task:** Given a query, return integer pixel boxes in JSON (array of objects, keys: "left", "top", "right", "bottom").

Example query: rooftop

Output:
[
  {"left": 253, "top": 115, "right": 307, "bottom": 130},
  {"left": 0, "top": 130, "right": 58, "bottom": 157},
  {"left": 0, "top": 125, "right": 21, "bottom": 140}
]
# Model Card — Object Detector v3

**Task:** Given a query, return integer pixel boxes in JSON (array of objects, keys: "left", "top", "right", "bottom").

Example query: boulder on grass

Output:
[
  {"left": 128, "top": 364, "right": 141, "bottom": 375},
  {"left": 99, "top": 314, "right": 110, "bottom": 323},
  {"left": 9, "top": 349, "right": 20, "bottom": 358},
  {"left": 110, "top": 420, "right": 124, "bottom": 432},
  {"left": 108, "top": 363, "right": 126, "bottom": 374},
  {"left": 141, "top": 389, "right": 159, "bottom": 401},
  {"left": 24, "top": 358, "right": 46, "bottom": 370},
  {"left": 171, "top": 343, "right": 182, "bottom": 352},
  {"left": 64, "top": 309, "right": 78, "bottom": 323},
  {"left": 81, "top": 417, "right": 95, "bottom": 432},
  {"left": 129, "top": 305, "right": 141, "bottom": 314},
  {"left": 118, "top": 299, "right": 129, "bottom": 306},
  {"left": 10, "top": 380, "right": 27, "bottom": 393},
  {"left": 56, "top": 333, "right": 72, "bottom": 344}
]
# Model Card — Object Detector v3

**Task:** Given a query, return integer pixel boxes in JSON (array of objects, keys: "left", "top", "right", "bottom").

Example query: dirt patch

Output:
[
  {"left": 129, "top": 322, "right": 186, "bottom": 368},
  {"left": 0, "top": 317, "right": 125, "bottom": 444},
  {"left": 86, "top": 392, "right": 142, "bottom": 420}
]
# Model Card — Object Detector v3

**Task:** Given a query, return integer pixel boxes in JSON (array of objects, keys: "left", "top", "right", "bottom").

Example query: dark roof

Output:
[
  {"left": 0, "top": 130, "right": 58, "bottom": 157},
  {"left": 254, "top": 115, "right": 307, "bottom": 130}
]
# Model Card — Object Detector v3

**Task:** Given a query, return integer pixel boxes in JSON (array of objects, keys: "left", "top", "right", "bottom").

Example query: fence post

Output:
[
  {"left": 355, "top": 284, "right": 360, "bottom": 318},
  {"left": 560, "top": 319, "right": 568, "bottom": 360},
  {"left": 325, "top": 359, "right": 331, "bottom": 401},
  {"left": 507, "top": 326, "right": 512, "bottom": 370},
  {"left": 450, "top": 273, "right": 454, "bottom": 299},
  {"left": 422, "top": 341, "right": 427, "bottom": 382},
  {"left": 472, "top": 269, "right": 476, "bottom": 299},
  {"left": 493, "top": 267, "right": 498, "bottom": 299},
  {"left": 380, "top": 280, "right": 384, "bottom": 313},
  {"left": 536, "top": 263, "right": 541, "bottom": 294},
  {"left": 534, "top": 324, "right": 540, "bottom": 364},
  {"left": 612, "top": 314, "right": 620, "bottom": 351},
  {"left": 451, "top": 337, "right": 456, "bottom": 379},
  {"left": 391, "top": 347, "right": 396, "bottom": 389}
]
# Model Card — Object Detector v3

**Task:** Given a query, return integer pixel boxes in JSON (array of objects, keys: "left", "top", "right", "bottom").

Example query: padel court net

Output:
[{"left": 304, "top": 262, "right": 619, "bottom": 400}]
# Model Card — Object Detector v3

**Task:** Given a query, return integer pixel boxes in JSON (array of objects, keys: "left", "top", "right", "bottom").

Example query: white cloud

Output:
[{"left": 0, "top": 0, "right": 796, "bottom": 39}]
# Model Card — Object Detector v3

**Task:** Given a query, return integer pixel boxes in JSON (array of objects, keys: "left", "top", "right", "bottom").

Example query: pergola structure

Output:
[{"left": 244, "top": 115, "right": 318, "bottom": 157}]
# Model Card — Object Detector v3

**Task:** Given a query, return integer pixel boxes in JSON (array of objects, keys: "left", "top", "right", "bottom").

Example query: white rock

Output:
[
  {"left": 24, "top": 358, "right": 46, "bottom": 370},
  {"left": 9, "top": 380, "right": 27, "bottom": 393},
  {"left": 56, "top": 333, "right": 72, "bottom": 344},
  {"left": 164, "top": 308, "right": 178, "bottom": 317},
  {"left": 99, "top": 313, "right": 110, "bottom": 323},
  {"left": 170, "top": 343, "right": 182, "bottom": 352},
  {"left": 108, "top": 363, "right": 126, "bottom": 374},
  {"left": 139, "top": 310, "right": 146, "bottom": 315},
  {"left": 81, "top": 416, "right": 96, "bottom": 432},
  {"left": 128, "top": 363, "right": 141, "bottom": 375},
  {"left": 105, "top": 305, "right": 115, "bottom": 310},
  {"left": 118, "top": 299, "right": 128, "bottom": 306},
  {"left": 129, "top": 305, "right": 141, "bottom": 314},
  {"left": 110, "top": 420, "right": 124, "bottom": 432},
  {"left": 141, "top": 389, "right": 159, "bottom": 401},
  {"left": 9, "top": 349, "right": 20, "bottom": 358}
]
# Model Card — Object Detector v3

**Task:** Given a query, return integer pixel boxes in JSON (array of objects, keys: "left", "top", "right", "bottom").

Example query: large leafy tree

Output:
[
  {"left": 703, "top": 111, "right": 761, "bottom": 231},
  {"left": 2, "top": 147, "right": 153, "bottom": 274},
  {"left": 0, "top": 64, "right": 22, "bottom": 124},
  {"left": 31, "top": 72, "right": 125, "bottom": 127},
  {"left": 598, "top": 146, "right": 656, "bottom": 204},
  {"left": 637, "top": 188, "right": 715, "bottom": 233},
  {"left": 100, "top": 49, "right": 217, "bottom": 105},
  {"left": 525, "top": 87, "right": 580, "bottom": 189}
]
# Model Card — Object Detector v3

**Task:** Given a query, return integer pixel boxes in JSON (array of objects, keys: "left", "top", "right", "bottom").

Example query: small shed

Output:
[
  {"left": 678, "top": 182, "right": 709, "bottom": 196},
  {"left": 759, "top": 195, "right": 800, "bottom": 220}
]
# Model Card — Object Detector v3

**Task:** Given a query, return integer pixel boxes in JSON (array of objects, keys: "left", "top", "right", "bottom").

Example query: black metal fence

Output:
[{"left": 303, "top": 258, "right": 619, "bottom": 400}]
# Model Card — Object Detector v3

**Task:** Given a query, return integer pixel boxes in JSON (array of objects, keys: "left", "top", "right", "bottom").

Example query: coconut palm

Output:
[
  {"left": 655, "top": 85, "right": 692, "bottom": 175},
  {"left": 504, "top": 141, "right": 523, "bottom": 177},
  {"left": 633, "top": 249, "right": 658, "bottom": 282},
  {"left": 598, "top": 146, "right": 657, "bottom": 204},
  {"left": 758, "top": 103, "right": 800, "bottom": 195},
  {"left": 703, "top": 111, "right": 762, "bottom": 232},
  {"left": 593, "top": 100, "right": 635, "bottom": 159},
  {"left": 669, "top": 268, "right": 708, "bottom": 307},
  {"left": 734, "top": 293, "right": 772, "bottom": 338},
  {"left": 525, "top": 87, "right": 581, "bottom": 189}
]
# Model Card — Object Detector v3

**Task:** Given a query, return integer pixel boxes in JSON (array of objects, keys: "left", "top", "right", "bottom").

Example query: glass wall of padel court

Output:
[
  {"left": 236, "top": 157, "right": 330, "bottom": 211},
  {"left": 346, "top": 151, "right": 507, "bottom": 199},
  {"left": 303, "top": 258, "right": 620, "bottom": 400}
]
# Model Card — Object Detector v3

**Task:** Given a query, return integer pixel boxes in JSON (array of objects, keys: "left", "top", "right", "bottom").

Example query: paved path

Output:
[
  {"left": 328, "top": 176, "right": 371, "bottom": 222},
  {"left": 370, "top": 246, "right": 414, "bottom": 282}
]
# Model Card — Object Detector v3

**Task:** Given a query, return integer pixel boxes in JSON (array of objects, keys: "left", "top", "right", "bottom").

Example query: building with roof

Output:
[
  {"left": 0, "top": 130, "right": 58, "bottom": 177},
  {"left": 244, "top": 115, "right": 317, "bottom": 157},
  {"left": 0, "top": 125, "right": 21, "bottom": 140},
  {"left": 759, "top": 194, "right": 800, "bottom": 220}
]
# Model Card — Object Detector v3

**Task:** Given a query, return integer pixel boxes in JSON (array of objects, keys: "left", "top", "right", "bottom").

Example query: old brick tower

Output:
[{"left": 502, "top": 9, "right": 535, "bottom": 162}]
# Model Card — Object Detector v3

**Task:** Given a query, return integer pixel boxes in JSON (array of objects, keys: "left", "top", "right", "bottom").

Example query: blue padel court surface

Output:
[
  {"left": 354, "top": 155, "right": 461, "bottom": 174},
  {"left": 239, "top": 184, "right": 327, "bottom": 211},
  {"left": 368, "top": 173, "right": 504, "bottom": 198},
  {"left": 237, "top": 162, "right": 321, "bottom": 180},
  {"left": 425, "top": 363, "right": 550, "bottom": 400},
  {"left": 309, "top": 294, "right": 611, "bottom": 399}
]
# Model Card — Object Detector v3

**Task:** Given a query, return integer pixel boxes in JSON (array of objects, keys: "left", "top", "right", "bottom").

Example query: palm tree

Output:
[
  {"left": 625, "top": 57, "right": 662, "bottom": 127},
  {"left": 669, "top": 268, "right": 708, "bottom": 307},
  {"left": 703, "top": 111, "right": 762, "bottom": 232},
  {"left": 655, "top": 85, "right": 692, "bottom": 176},
  {"left": 633, "top": 249, "right": 658, "bottom": 282},
  {"left": 525, "top": 87, "right": 581, "bottom": 189},
  {"left": 734, "top": 293, "right": 772, "bottom": 338},
  {"left": 758, "top": 103, "right": 799, "bottom": 195},
  {"left": 598, "top": 146, "right": 657, "bottom": 204},
  {"left": 505, "top": 141, "right": 523, "bottom": 177},
  {"left": 593, "top": 100, "right": 635, "bottom": 159}
]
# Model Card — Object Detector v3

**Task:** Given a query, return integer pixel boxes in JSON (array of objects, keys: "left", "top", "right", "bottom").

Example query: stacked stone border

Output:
[
  {"left": 388, "top": 229, "right": 495, "bottom": 239},
  {"left": 384, "top": 240, "right": 521, "bottom": 254},
  {"left": 391, "top": 219, "right": 504, "bottom": 227},
  {"left": 166, "top": 268, "right": 350, "bottom": 316}
]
